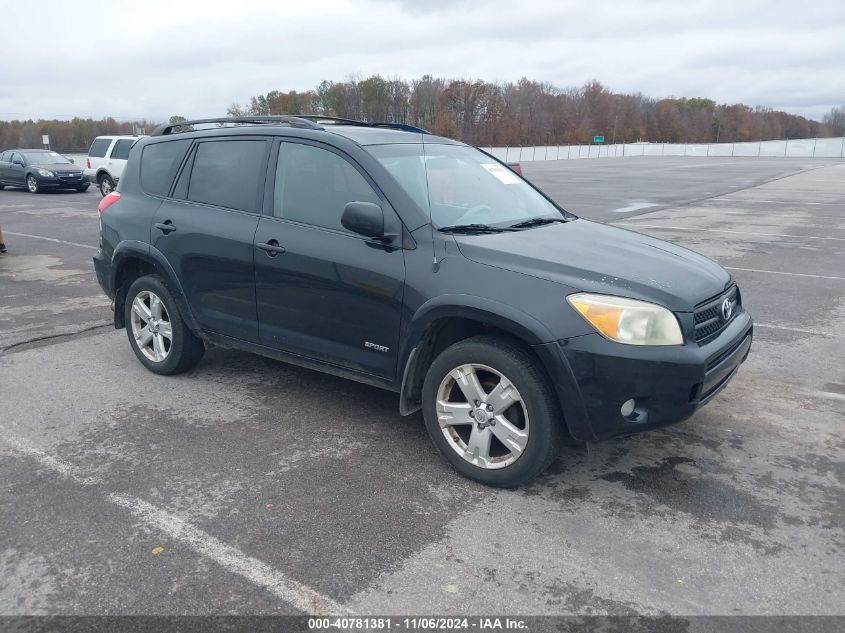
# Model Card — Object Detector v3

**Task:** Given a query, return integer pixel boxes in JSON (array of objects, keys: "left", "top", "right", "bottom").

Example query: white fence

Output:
[{"left": 483, "top": 137, "right": 845, "bottom": 162}]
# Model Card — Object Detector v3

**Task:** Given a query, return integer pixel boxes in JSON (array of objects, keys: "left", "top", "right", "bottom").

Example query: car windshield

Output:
[
  {"left": 368, "top": 143, "right": 569, "bottom": 228},
  {"left": 24, "top": 151, "right": 71, "bottom": 165}
]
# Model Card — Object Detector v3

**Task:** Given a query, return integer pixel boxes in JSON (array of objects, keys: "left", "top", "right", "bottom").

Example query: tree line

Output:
[
  {"left": 2, "top": 77, "right": 843, "bottom": 153},
  {"left": 228, "top": 76, "right": 844, "bottom": 146},
  {"left": 0, "top": 118, "right": 158, "bottom": 154}
]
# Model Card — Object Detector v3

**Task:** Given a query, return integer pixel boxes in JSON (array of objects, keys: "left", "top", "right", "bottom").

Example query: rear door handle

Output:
[
  {"left": 155, "top": 221, "right": 176, "bottom": 234},
  {"left": 256, "top": 240, "right": 286, "bottom": 256}
]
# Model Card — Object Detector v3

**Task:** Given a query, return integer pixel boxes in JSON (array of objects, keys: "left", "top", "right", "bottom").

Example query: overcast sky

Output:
[{"left": 1, "top": 0, "right": 842, "bottom": 122}]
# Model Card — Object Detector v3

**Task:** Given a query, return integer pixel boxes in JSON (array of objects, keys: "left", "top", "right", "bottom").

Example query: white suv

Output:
[{"left": 84, "top": 135, "right": 143, "bottom": 196}]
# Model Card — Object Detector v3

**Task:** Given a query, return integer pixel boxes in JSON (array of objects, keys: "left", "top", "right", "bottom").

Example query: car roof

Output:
[{"left": 148, "top": 116, "right": 464, "bottom": 149}]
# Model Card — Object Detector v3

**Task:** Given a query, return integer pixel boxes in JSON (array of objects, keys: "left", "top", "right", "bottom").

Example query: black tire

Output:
[
  {"left": 98, "top": 173, "right": 115, "bottom": 197},
  {"left": 421, "top": 335, "right": 562, "bottom": 487},
  {"left": 76, "top": 185, "right": 90, "bottom": 192},
  {"left": 0, "top": 184, "right": 5, "bottom": 190},
  {"left": 124, "top": 275, "right": 205, "bottom": 375},
  {"left": 26, "top": 175, "right": 41, "bottom": 194}
]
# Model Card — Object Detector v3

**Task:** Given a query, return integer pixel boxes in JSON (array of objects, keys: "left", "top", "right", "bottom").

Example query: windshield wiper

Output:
[
  {"left": 508, "top": 217, "right": 569, "bottom": 229},
  {"left": 438, "top": 223, "right": 515, "bottom": 234}
]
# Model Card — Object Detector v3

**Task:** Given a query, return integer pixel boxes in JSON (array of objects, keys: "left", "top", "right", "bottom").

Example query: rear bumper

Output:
[
  {"left": 535, "top": 311, "right": 753, "bottom": 442},
  {"left": 93, "top": 248, "right": 114, "bottom": 298}
]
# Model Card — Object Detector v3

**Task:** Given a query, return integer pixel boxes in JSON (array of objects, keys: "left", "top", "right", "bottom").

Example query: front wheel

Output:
[
  {"left": 124, "top": 275, "right": 205, "bottom": 375},
  {"left": 421, "top": 335, "right": 562, "bottom": 487},
  {"left": 26, "top": 175, "right": 41, "bottom": 193}
]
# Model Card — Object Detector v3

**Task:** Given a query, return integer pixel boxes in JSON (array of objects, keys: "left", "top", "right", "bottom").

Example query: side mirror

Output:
[
  {"left": 13, "top": 158, "right": 23, "bottom": 166},
  {"left": 69, "top": 158, "right": 75, "bottom": 164},
  {"left": 341, "top": 201, "right": 385, "bottom": 238}
]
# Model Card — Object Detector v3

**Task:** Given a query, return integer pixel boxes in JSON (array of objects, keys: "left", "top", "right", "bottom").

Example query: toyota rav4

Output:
[{"left": 93, "top": 115, "right": 752, "bottom": 487}]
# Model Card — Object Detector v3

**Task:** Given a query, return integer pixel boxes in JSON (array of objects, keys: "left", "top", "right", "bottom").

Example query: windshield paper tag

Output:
[{"left": 480, "top": 163, "right": 520, "bottom": 184}]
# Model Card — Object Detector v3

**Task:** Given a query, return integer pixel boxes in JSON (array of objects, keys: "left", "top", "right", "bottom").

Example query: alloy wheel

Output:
[
  {"left": 130, "top": 290, "right": 173, "bottom": 362},
  {"left": 435, "top": 363, "right": 529, "bottom": 469},
  {"left": 27, "top": 176, "right": 38, "bottom": 193}
]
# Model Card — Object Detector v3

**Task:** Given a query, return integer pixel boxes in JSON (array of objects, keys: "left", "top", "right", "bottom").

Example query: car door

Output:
[
  {"left": 8, "top": 152, "right": 26, "bottom": 186},
  {"left": 108, "top": 138, "right": 134, "bottom": 181},
  {"left": 150, "top": 136, "right": 269, "bottom": 343},
  {"left": 0, "top": 151, "right": 10, "bottom": 182},
  {"left": 254, "top": 139, "right": 406, "bottom": 379}
]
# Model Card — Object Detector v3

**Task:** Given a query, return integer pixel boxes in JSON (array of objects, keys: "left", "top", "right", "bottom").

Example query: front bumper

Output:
[
  {"left": 35, "top": 173, "right": 88, "bottom": 189},
  {"left": 535, "top": 310, "right": 753, "bottom": 442}
]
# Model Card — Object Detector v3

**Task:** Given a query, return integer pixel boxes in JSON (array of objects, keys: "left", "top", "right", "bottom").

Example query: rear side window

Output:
[
  {"left": 0, "top": 151, "right": 10, "bottom": 162},
  {"left": 110, "top": 139, "right": 134, "bottom": 160},
  {"left": 140, "top": 140, "right": 191, "bottom": 197},
  {"left": 88, "top": 138, "right": 111, "bottom": 158},
  {"left": 187, "top": 140, "right": 266, "bottom": 212}
]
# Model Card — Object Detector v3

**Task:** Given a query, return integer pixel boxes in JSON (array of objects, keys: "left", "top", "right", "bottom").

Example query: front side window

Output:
[
  {"left": 140, "top": 140, "right": 191, "bottom": 197},
  {"left": 11, "top": 153, "right": 23, "bottom": 164},
  {"left": 187, "top": 140, "right": 266, "bottom": 212},
  {"left": 273, "top": 142, "right": 380, "bottom": 232},
  {"left": 110, "top": 139, "right": 134, "bottom": 160},
  {"left": 88, "top": 138, "right": 111, "bottom": 158},
  {"left": 368, "top": 144, "right": 565, "bottom": 228}
]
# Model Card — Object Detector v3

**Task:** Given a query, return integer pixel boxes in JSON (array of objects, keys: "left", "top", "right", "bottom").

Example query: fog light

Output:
[{"left": 620, "top": 399, "right": 636, "bottom": 417}]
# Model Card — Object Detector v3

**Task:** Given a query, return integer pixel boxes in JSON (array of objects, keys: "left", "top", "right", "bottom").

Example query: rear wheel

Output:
[
  {"left": 26, "top": 175, "right": 41, "bottom": 193},
  {"left": 0, "top": 184, "right": 5, "bottom": 190},
  {"left": 98, "top": 173, "right": 115, "bottom": 197},
  {"left": 421, "top": 335, "right": 562, "bottom": 487},
  {"left": 124, "top": 275, "right": 205, "bottom": 375}
]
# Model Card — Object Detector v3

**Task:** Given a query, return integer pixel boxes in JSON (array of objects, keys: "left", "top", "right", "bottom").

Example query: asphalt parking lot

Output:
[{"left": 0, "top": 157, "right": 843, "bottom": 617}]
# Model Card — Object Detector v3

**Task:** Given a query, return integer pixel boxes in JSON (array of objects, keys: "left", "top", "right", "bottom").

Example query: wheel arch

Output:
[
  {"left": 398, "top": 296, "right": 556, "bottom": 417},
  {"left": 95, "top": 168, "right": 115, "bottom": 182},
  {"left": 111, "top": 243, "right": 200, "bottom": 334}
]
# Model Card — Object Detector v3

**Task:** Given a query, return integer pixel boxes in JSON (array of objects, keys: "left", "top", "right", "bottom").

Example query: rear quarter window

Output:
[
  {"left": 88, "top": 138, "right": 112, "bottom": 158},
  {"left": 110, "top": 139, "right": 134, "bottom": 160},
  {"left": 140, "top": 140, "right": 191, "bottom": 197}
]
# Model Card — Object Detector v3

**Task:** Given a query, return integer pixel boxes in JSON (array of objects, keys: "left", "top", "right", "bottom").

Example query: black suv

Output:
[{"left": 93, "top": 115, "right": 752, "bottom": 487}]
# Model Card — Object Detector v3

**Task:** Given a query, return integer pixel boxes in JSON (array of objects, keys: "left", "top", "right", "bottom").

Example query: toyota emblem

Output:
[{"left": 721, "top": 297, "right": 734, "bottom": 321}]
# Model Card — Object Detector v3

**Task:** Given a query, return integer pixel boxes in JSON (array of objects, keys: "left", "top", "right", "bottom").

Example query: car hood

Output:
[
  {"left": 32, "top": 163, "right": 80, "bottom": 173},
  {"left": 452, "top": 219, "right": 731, "bottom": 311}
]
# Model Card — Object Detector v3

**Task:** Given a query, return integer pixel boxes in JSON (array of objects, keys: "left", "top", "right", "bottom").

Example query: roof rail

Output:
[
  {"left": 370, "top": 122, "right": 431, "bottom": 134},
  {"left": 291, "top": 115, "right": 369, "bottom": 127},
  {"left": 151, "top": 116, "right": 323, "bottom": 136},
  {"left": 291, "top": 114, "right": 430, "bottom": 134}
]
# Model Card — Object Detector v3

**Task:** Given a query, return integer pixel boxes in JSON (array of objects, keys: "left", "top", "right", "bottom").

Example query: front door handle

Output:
[
  {"left": 256, "top": 239, "right": 286, "bottom": 257},
  {"left": 155, "top": 221, "right": 176, "bottom": 234}
]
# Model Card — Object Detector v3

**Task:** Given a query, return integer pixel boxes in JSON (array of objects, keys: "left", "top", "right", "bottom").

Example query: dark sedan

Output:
[{"left": 0, "top": 149, "right": 89, "bottom": 193}]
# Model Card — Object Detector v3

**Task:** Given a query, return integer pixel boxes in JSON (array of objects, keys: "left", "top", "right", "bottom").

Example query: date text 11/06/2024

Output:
[{"left": 308, "top": 617, "right": 528, "bottom": 630}]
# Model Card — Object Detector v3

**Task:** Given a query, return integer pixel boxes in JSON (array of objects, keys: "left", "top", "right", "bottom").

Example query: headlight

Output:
[
  {"left": 567, "top": 293, "right": 683, "bottom": 346},
  {"left": 37, "top": 168, "right": 55, "bottom": 177}
]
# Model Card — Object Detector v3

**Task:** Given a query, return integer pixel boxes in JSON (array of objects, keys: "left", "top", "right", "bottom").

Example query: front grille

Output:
[{"left": 694, "top": 285, "right": 740, "bottom": 342}]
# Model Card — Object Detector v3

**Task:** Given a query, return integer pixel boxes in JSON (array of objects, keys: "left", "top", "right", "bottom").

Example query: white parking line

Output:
[
  {"left": 0, "top": 428, "right": 348, "bottom": 616},
  {"left": 754, "top": 323, "right": 845, "bottom": 339},
  {"left": 616, "top": 224, "right": 845, "bottom": 241},
  {"left": 6, "top": 231, "right": 96, "bottom": 250},
  {"left": 724, "top": 266, "right": 845, "bottom": 281},
  {"left": 109, "top": 494, "right": 348, "bottom": 615},
  {"left": 711, "top": 198, "right": 831, "bottom": 205}
]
